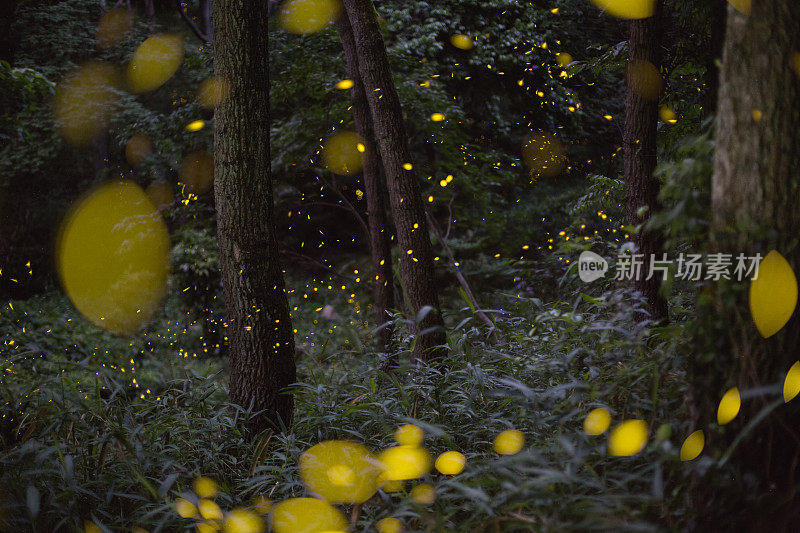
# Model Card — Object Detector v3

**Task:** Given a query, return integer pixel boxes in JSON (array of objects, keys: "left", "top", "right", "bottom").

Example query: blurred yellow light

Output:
[
  {"left": 659, "top": 107, "right": 677, "bottom": 124},
  {"left": 680, "top": 430, "right": 704, "bottom": 461},
  {"left": 556, "top": 52, "right": 572, "bottom": 67},
  {"left": 750, "top": 250, "right": 798, "bottom": 338},
  {"left": 96, "top": 8, "right": 134, "bottom": 49},
  {"left": 271, "top": 497, "right": 348, "bottom": 533},
  {"left": 435, "top": 450, "right": 465, "bottom": 475},
  {"left": 322, "top": 130, "right": 365, "bottom": 175},
  {"left": 279, "top": 0, "right": 341, "bottom": 34},
  {"left": 626, "top": 59, "right": 661, "bottom": 101},
  {"left": 356, "top": 143, "right": 366, "bottom": 153},
  {"left": 57, "top": 181, "right": 169, "bottom": 334},
  {"left": 179, "top": 151, "right": 215, "bottom": 195},
  {"left": 194, "top": 477, "right": 219, "bottom": 498},
  {"left": 410, "top": 483, "right": 436, "bottom": 504},
  {"left": 784, "top": 361, "right": 800, "bottom": 403},
  {"left": 127, "top": 34, "right": 184, "bottom": 93},
  {"left": 223, "top": 508, "right": 264, "bottom": 533},
  {"left": 589, "top": 0, "right": 655, "bottom": 19},
  {"left": 175, "top": 497, "right": 198, "bottom": 518},
  {"left": 299, "top": 440, "right": 381, "bottom": 503},
  {"left": 727, "top": 0, "right": 751, "bottom": 15},
  {"left": 198, "top": 77, "right": 230, "bottom": 108},
  {"left": 583, "top": 407, "right": 611, "bottom": 435},
  {"left": 395, "top": 424, "right": 423, "bottom": 446},
  {"left": 377, "top": 517, "right": 402, "bottom": 533},
  {"left": 607, "top": 420, "right": 647, "bottom": 456},
  {"left": 145, "top": 182, "right": 173, "bottom": 212},
  {"left": 717, "top": 387, "right": 740, "bottom": 425},
  {"left": 54, "top": 62, "right": 118, "bottom": 146},
  {"left": 125, "top": 134, "right": 152, "bottom": 166},
  {"left": 378, "top": 445, "right": 432, "bottom": 480},
  {"left": 450, "top": 34, "right": 474, "bottom": 50},
  {"left": 198, "top": 499, "right": 223, "bottom": 520},
  {"left": 403, "top": 163, "right": 413, "bottom": 170},
  {"left": 335, "top": 79, "right": 354, "bottom": 90},
  {"left": 186, "top": 120, "right": 205, "bottom": 132},
  {"left": 494, "top": 429, "right": 524, "bottom": 455},
  {"left": 430, "top": 113, "right": 446, "bottom": 122}
]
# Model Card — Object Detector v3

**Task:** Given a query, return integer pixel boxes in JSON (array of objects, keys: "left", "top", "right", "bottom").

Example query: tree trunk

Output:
[
  {"left": 623, "top": 4, "right": 668, "bottom": 322},
  {"left": 692, "top": 2, "right": 800, "bottom": 528},
  {"left": 335, "top": 12, "right": 395, "bottom": 352},
  {"left": 341, "top": 0, "right": 446, "bottom": 360},
  {"left": 212, "top": 0, "right": 296, "bottom": 433}
]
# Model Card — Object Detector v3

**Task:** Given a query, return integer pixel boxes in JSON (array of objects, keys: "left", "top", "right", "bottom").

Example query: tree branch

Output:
[{"left": 174, "top": 0, "right": 210, "bottom": 43}]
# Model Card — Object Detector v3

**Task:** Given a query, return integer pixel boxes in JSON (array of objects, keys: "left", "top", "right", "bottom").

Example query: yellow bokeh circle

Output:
[
  {"left": 179, "top": 151, "right": 215, "bottom": 195},
  {"left": 494, "top": 429, "right": 524, "bottom": 455},
  {"left": 57, "top": 181, "right": 170, "bottom": 334},
  {"left": 589, "top": 0, "right": 655, "bottom": 19},
  {"left": 299, "top": 440, "right": 381, "bottom": 503},
  {"left": 583, "top": 407, "right": 611, "bottom": 436},
  {"left": 127, "top": 34, "right": 184, "bottom": 93},
  {"left": 322, "top": 131, "right": 366, "bottom": 176},
  {"left": 435, "top": 450, "right": 465, "bottom": 475},
  {"left": 279, "top": 0, "right": 342, "bottom": 35},
  {"left": 270, "top": 497, "right": 348, "bottom": 533},
  {"left": 54, "top": 62, "right": 118, "bottom": 146},
  {"left": 607, "top": 420, "right": 647, "bottom": 456}
]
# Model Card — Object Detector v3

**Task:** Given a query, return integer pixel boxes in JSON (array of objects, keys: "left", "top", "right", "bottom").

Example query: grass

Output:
[{"left": 0, "top": 266, "right": 701, "bottom": 532}]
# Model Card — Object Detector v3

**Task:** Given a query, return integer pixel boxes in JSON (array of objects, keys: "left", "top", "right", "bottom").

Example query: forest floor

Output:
[{"left": 0, "top": 265, "right": 693, "bottom": 532}]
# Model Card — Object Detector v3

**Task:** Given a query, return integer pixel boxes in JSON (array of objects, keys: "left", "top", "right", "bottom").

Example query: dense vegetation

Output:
[{"left": 2, "top": 0, "right": 799, "bottom": 531}]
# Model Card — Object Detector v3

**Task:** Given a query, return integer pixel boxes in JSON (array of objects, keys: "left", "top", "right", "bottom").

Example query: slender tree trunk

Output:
[
  {"left": 692, "top": 2, "right": 800, "bottom": 528},
  {"left": 212, "top": 0, "right": 296, "bottom": 433},
  {"left": 623, "top": 3, "right": 668, "bottom": 322},
  {"left": 341, "top": 0, "right": 446, "bottom": 360},
  {"left": 336, "top": 12, "right": 395, "bottom": 351}
]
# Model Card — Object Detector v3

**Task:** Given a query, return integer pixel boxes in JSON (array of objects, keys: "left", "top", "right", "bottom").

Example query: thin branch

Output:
[
  {"left": 174, "top": 0, "right": 210, "bottom": 43},
  {"left": 426, "top": 210, "right": 499, "bottom": 336},
  {"left": 313, "top": 172, "right": 370, "bottom": 239},
  {"left": 280, "top": 249, "right": 358, "bottom": 284}
]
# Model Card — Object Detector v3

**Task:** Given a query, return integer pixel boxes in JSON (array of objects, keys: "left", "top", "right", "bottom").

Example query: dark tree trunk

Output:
[
  {"left": 704, "top": 0, "right": 728, "bottom": 115},
  {"left": 212, "top": 0, "right": 296, "bottom": 433},
  {"left": 0, "top": 0, "right": 19, "bottom": 61},
  {"left": 336, "top": 12, "right": 395, "bottom": 351},
  {"left": 341, "top": 0, "right": 446, "bottom": 360},
  {"left": 623, "top": 4, "right": 668, "bottom": 322},
  {"left": 691, "top": 2, "right": 800, "bottom": 528}
]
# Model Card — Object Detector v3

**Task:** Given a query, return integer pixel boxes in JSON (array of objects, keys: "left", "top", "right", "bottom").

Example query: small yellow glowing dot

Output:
[
  {"left": 430, "top": 112, "right": 445, "bottom": 122},
  {"left": 403, "top": 162, "right": 413, "bottom": 170},
  {"left": 356, "top": 142, "right": 366, "bottom": 153},
  {"left": 603, "top": 114, "right": 613, "bottom": 120},
  {"left": 751, "top": 109, "right": 762, "bottom": 122}
]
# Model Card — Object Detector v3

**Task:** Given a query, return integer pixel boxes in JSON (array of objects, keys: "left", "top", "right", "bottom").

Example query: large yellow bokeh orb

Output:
[
  {"left": 54, "top": 62, "right": 118, "bottom": 146},
  {"left": 127, "top": 34, "right": 184, "bottom": 93},
  {"left": 57, "top": 181, "right": 170, "bottom": 334},
  {"left": 279, "top": 0, "right": 342, "bottom": 34},
  {"left": 322, "top": 131, "right": 366, "bottom": 176},
  {"left": 299, "top": 440, "right": 381, "bottom": 503}
]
